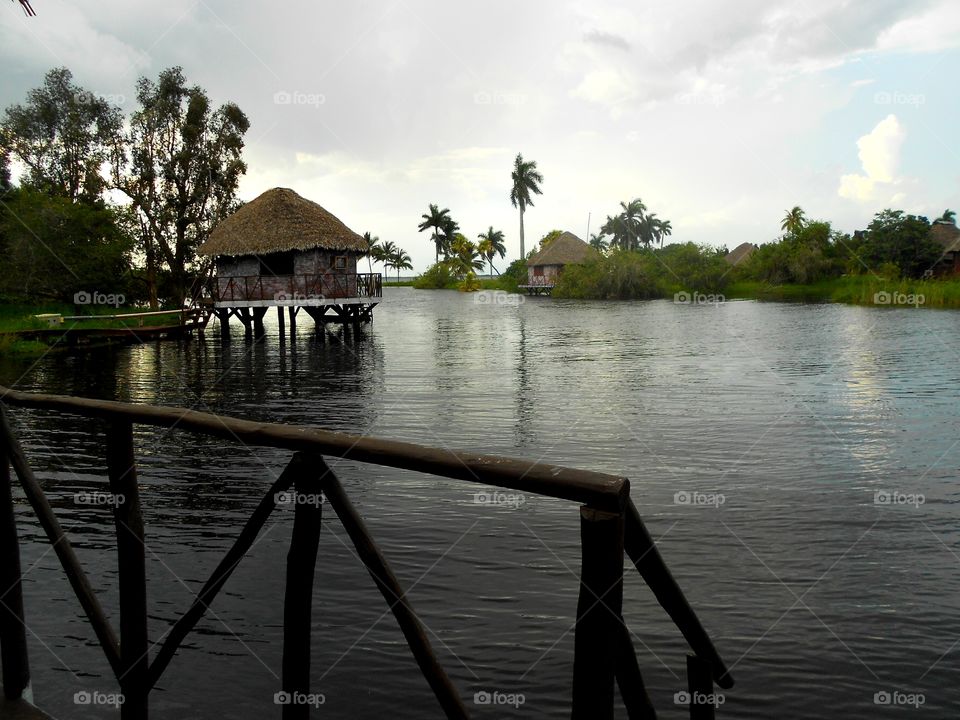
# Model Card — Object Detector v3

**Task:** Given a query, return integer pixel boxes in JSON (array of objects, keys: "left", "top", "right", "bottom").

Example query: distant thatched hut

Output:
[
  {"left": 930, "top": 221, "right": 960, "bottom": 276},
  {"left": 724, "top": 242, "right": 757, "bottom": 267},
  {"left": 198, "top": 187, "right": 381, "bottom": 336},
  {"left": 521, "top": 232, "right": 595, "bottom": 295}
]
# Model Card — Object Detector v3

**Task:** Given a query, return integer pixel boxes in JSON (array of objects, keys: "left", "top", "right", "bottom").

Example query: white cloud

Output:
[{"left": 838, "top": 114, "right": 906, "bottom": 202}]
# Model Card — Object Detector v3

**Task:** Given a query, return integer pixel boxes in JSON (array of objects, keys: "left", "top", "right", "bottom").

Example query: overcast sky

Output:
[{"left": 2, "top": 0, "right": 958, "bottom": 271}]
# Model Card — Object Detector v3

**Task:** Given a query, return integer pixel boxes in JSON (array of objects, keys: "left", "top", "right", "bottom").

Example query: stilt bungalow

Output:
[
  {"left": 198, "top": 187, "right": 381, "bottom": 338},
  {"left": 519, "top": 231, "right": 595, "bottom": 295}
]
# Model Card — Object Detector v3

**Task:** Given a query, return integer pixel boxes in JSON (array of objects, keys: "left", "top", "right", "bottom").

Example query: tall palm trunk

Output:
[{"left": 519, "top": 206, "right": 525, "bottom": 258}]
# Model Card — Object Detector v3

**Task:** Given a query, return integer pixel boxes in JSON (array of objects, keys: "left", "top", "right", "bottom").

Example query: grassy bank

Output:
[{"left": 727, "top": 276, "right": 960, "bottom": 308}]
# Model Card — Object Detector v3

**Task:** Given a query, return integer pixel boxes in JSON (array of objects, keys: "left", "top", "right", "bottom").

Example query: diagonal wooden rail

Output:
[{"left": 0, "top": 386, "right": 733, "bottom": 719}]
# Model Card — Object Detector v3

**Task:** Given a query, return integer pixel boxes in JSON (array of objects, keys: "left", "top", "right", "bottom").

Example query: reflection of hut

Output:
[
  {"left": 198, "top": 187, "right": 381, "bottom": 338},
  {"left": 930, "top": 221, "right": 960, "bottom": 276},
  {"left": 520, "top": 232, "right": 595, "bottom": 295},
  {"left": 724, "top": 242, "right": 757, "bottom": 266}
]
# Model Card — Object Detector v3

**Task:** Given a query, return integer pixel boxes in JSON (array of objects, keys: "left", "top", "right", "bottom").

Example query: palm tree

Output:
[
  {"left": 620, "top": 198, "right": 647, "bottom": 249},
  {"left": 589, "top": 232, "right": 608, "bottom": 253},
  {"left": 477, "top": 226, "right": 506, "bottom": 275},
  {"left": 510, "top": 153, "right": 544, "bottom": 258},
  {"left": 389, "top": 248, "right": 413, "bottom": 283},
  {"left": 781, "top": 206, "right": 805, "bottom": 235},
  {"left": 362, "top": 231, "right": 379, "bottom": 274},
  {"left": 449, "top": 235, "right": 485, "bottom": 277},
  {"left": 440, "top": 216, "right": 459, "bottom": 259},
  {"left": 418, "top": 204, "right": 452, "bottom": 263},
  {"left": 373, "top": 239, "right": 396, "bottom": 275},
  {"left": 656, "top": 219, "right": 672, "bottom": 248},
  {"left": 938, "top": 209, "right": 956, "bottom": 225}
]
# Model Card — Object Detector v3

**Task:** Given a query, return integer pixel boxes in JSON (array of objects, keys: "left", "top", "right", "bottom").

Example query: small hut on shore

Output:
[
  {"left": 724, "top": 242, "right": 757, "bottom": 267},
  {"left": 520, "top": 231, "right": 594, "bottom": 295},
  {"left": 198, "top": 187, "right": 381, "bottom": 337},
  {"left": 930, "top": 221, "right": 960, "bottom": 276}
]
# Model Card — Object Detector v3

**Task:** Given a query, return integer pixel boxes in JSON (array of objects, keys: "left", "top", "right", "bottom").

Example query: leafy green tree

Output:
[
  {"left": 0, "top": 187, "right": 132, "bottom": 302},
  {"left": 781, "top": 206, "right": 806, "bottom": 236},
  {"left": 858, "top": 209, "right": 939, "bottom": 279},
  {"left": 938, "top": 209, "right": 956, "bottom": 224},
  {"left": 2, "top": 67, "right": 123, "bottom": 202},
  {"left": 509, "top": 153, "right": 543, "bottom": 258},
  {"left": 447, "top": 234, "right": 484, "bottom": 278},
  {"left": 538, "top": 229, "right": 563, "bottom": 251},
  {"left": 418, "top": 203, "right": 452, "bottom": 263},
  {"left": 373, "top": 239, "right": 396, "bottom": 274},
  {"left": 440, "top": 216, "right": 460, "bottom": 259},
  {"left": 112, "top": 66, "right": 249, "bottom": 306},
  {"left": 476, "top": 226, "right": 506, "bottom": 275}
]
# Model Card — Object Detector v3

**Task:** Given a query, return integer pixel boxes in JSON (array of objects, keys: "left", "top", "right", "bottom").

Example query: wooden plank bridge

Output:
[{"left": 0, "top": 386, "right": 733, "bottom": 718}]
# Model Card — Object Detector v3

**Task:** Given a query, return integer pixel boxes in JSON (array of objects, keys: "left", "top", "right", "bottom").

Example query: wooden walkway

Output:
[{"left": 0, "top": 386, "right": 733, "bottom": 719}]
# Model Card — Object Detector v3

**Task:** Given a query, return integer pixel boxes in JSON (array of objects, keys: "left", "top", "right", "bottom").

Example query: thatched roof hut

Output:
[
  {"left": 527, "top": 231, "right": 595, "bottom": 267},
  {"left": 724, "top": 242, "right": 757, "bottom": 266},
  {"left": 198, "top": 187, "right": 367, "bottom": 257},
  {"left": 931, "top": 221, "right": 960, "bottom": 254}
]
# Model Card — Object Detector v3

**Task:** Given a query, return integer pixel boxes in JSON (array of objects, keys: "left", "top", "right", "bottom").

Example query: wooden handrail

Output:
[
  {"left": 0, "top": 388, "right": 734, "bottom": 718},
  {"left": 0, "top": 386, "right": 627, "bottom": 510}
]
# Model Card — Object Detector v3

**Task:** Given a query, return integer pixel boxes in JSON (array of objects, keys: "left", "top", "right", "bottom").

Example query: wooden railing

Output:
[
  {"left": 213, "top": 273, "right": 382, "bottom": 303},
  {"left": 0, "top": 386, "right": 733, "bottom": 719}
]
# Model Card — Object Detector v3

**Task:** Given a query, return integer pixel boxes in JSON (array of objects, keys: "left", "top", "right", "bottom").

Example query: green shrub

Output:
[{"left": 413, "top": 262, "right": 457, "bottom": 289}]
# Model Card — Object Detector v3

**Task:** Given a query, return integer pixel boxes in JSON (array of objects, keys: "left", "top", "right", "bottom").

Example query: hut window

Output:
[
  {"left": 533, "top": 266, "right": 544, "bottom": 276},
  {"left": 259, "top": 251, "right": 296, "bottom": 276},
  {"left": 334, "top": 256, "right": 347, "bottom": 270}
]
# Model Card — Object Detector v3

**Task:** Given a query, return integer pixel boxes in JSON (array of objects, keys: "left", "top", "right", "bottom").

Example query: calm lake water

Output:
[{"left": 2, "top": 288, "right": 959, "bottom": 718}]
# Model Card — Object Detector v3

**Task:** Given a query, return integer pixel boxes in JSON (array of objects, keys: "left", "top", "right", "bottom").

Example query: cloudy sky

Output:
[{"left": 2, "top": 0, "right": 958, "bottom": 271}]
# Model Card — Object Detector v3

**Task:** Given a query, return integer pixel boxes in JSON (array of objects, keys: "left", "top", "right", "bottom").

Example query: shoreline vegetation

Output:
[{"left": 410, "top": 205, "right": 960, "bottom": 310}]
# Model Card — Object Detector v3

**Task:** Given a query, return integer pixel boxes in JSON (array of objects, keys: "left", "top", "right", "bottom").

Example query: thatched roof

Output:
[
  {"left": 931, "top": 221, "right": 960, "bottom": 254},
  {"left": 198, "top": 187, "right": 367, "bottom": 257},
  {"left": 527, "top": 231, "right": 595, "bottom": 267},
  {"left": 725, "top": 242, "right": 757, "bottom": 266}
]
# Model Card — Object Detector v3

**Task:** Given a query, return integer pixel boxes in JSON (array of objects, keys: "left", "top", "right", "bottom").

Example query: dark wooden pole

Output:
[
  {"left": 288, "top": 306, "right": 297, "bottom": 338},
  {"left": 320, "top": 465, "right": 469, "bottom": 719},
  {"left": 615, "top": 624, "right": 657, "bottom": 719},
  {"left": 685, "top": 655, "right": 716, "bottom": 720},
  {"left": 623, "top": 500, "right": 732, "bottom": 688},
  {"left": 253, "top": 308, "right": 266, "bottom": 339},
  {"left": 277, "top": 306, "right": 285, "bottom": 336},
  {"left": 571, "top": 507, "right": 624, "bottom": 720},
  {"left": 216, "top": 309, "right": 230, "bottom": 342},
  {"left": 281, "top": 463, "right": 324, "bottom": 720},
  {"left": 0, "top": 406, "right": 122, "bottom": 676},
  {"left": 106, "top": 421, "right": 149, "bottom": 719},
  {"left": 0, "top": 441, "right": 29, "bottom": 702}
]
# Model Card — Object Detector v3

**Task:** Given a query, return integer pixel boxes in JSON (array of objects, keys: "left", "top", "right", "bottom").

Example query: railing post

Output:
[
  {"left": 0, "top": 438, "right": 30, "bottom": 703},
  {"left": 571, "top": 506, "right": 624, "bottom": 719},
  {"left": 685, "top": 654, "right": 716, "bottom": 720},
  {"left": 281, "top": 468, "right": 324, "bottom": 720},
  {"left": 106, "top": 421, "right": 149, "bottom": 719}
]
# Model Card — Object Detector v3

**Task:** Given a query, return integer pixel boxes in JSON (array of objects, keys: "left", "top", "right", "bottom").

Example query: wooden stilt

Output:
[
  {"left": 571, "top": 506, "right": 624, "bottom": 720},
  {"left": 106, "top": 422, "right": 148, "bottom": 719},
  {"left": 277, "top": 306, "right": 285, "bottom": 336},
  {"left": 0, "top": 441, "right": 29, "bottom": 702}
]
